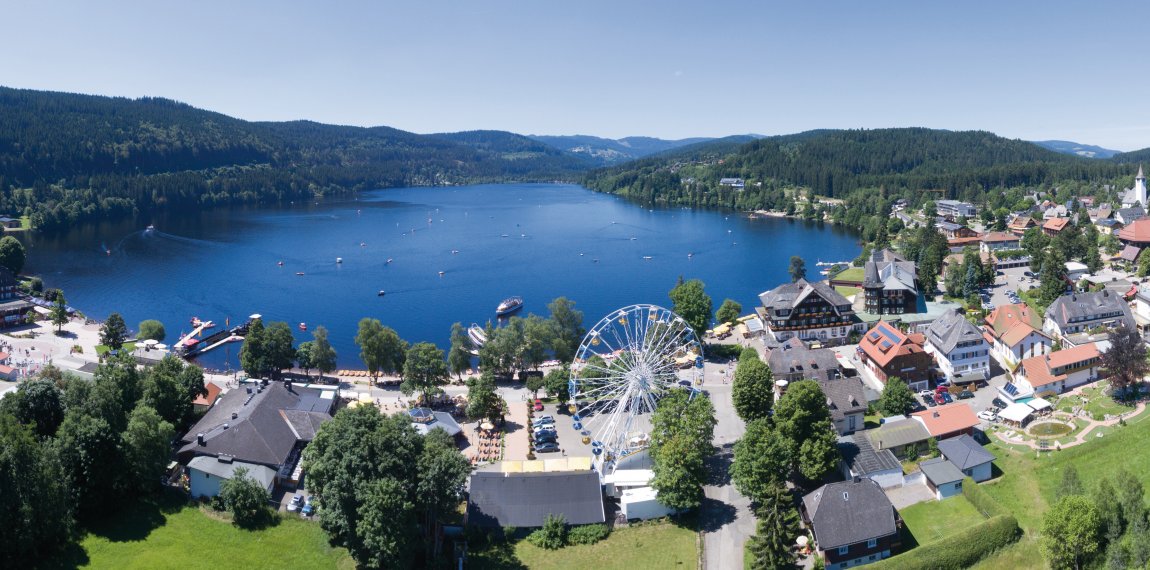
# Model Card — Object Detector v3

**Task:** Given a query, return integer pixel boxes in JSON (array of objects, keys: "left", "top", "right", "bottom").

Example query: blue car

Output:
[{"left": 941, "top": 392, "right": 953, "bottom": 404}]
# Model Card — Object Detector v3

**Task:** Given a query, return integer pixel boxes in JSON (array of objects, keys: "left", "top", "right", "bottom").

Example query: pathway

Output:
[
  {"left": 698, "top": 360, "right": 754, "bottom": 570},
  {"left": 993, "top": 400, "right": 1146, "bottom": 450}
]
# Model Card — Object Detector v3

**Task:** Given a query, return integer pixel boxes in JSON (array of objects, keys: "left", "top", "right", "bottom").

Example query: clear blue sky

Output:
[{"left": 5, "top": 1, "right": 1150, "bottom": 150}]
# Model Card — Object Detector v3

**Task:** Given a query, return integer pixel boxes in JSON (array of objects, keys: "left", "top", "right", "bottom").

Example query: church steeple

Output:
[
  {"left": 1137, "top": 165, "right": 1148, "bottom": 207},
  {"left": 1139, "top": 164, "right": 1145, "bottom": 181}
]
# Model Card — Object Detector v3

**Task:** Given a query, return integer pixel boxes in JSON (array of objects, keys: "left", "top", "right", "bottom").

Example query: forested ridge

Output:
[
  {"left": 0, "top": 87, "right": 587, "bottom": 230},
  {"left": 582, "top": 127, "right": 1143, "bottom": 241}
]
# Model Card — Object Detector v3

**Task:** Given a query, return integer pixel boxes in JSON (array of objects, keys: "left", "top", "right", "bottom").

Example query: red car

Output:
[
  {"left": 933, "top": 393, "right": 946, "bottom": 405},
  {"left": 533, "top": 399, "right": 544, "bottom": 412}
]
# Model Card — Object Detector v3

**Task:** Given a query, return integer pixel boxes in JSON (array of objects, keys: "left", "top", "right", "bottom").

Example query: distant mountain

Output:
[
  {"left": 1032, "top": 140, "right": 1121, "bottom": 159},
  {"left": 528, "top": 134, "right": 759, "bottom": 166},
  {"left": 0, "top": 87, "right": 591, "bottom": 229}
]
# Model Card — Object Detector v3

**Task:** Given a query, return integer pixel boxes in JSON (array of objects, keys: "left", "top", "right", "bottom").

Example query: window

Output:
[
  {"left": 838, "top": 546, "right": 849, "bottom": 555},
  {"left": 867, "top": 538, "right": 877, "bottom": 549}
]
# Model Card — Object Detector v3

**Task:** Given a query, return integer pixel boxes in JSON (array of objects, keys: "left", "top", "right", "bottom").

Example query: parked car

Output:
[
  {"left": 532, "top": 420, "right": 556, "bottom": 430},
  {"left": 941, "top": 392, "right": 953, "bottom": 404},
  {"left": 935, "top": 383, "right": 951, "bottom": 394},
  {"left": 301, "top": 502, "right": 315, "bottom": 517},
  {"left": 918, "top": 389, "right": 934, "bottom": 399},
  {"left": 533, "top": 399, "right": 544, "bottom": 411},
  {"left": 532, "top": 415, "right": 554, "bottom": 427},
  {"left": 534, "top": 442, "right": 561, "bottom": 453},
  {"left": 958, "top": 390, "right": 974, "bottom": 400},
  {"left": 977, "top": 410, "right": 998, "bottom": 422},
  {"left": 288, "top": 495, "right": 304, "bottom": 512},
  {"left": 993, "top": 397, "right": 1009, "bottom": 409},
  {"left": 534, "top": 433, "right": 558, "bottom": 444},
  {"left": 533, "top": 429, "right": 558, "bottom": 440},
  {"left": 934, "top": 393, "right": 946, "bottom": 405},
  {"left": 923, "top": 395, "right": 937, "bottom": 407}
]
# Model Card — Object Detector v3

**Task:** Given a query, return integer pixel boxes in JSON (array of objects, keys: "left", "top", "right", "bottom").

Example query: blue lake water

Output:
[{"left": 21, "top": 184, "right": 861, "bottom": 369}]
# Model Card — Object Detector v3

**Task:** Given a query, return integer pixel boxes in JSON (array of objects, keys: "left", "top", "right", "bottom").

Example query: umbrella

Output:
[
  {"left": 143, "top": 339, "right": 159, "bottom": 347},
  {"left": 480, "top": 421, "right": 494, "bottom": 431}
]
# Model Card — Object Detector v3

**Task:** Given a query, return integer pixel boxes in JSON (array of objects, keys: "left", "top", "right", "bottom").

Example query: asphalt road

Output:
[{"left": 697, "top": 367, "right": 754, "bottom": 570}]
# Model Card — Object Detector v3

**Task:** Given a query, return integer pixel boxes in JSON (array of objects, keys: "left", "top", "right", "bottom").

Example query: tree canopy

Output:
[
  {"left": 669, "top": 278, "right": 713, "bottom": 337},
  {"left": 649, "top": 389, "right": 716, "bottom": 511},
  {"left": 877, "top": 376, "right": 916, "bottom": 417},
  {"left": 400, "top": 342, "right": 449, "bottom": 405},
  {"left": 715, "top": 298, "right": 742, "bottom": 326},
  {"left": 355, "top": 319, "right": 408, "bottom": 382},
  {"left": 731, "top": 353, "right": 774, "bottom": 422},
  {"left": 99, "top": 313, "right": 128, "bottom": 351},
  {"left": 0, "top": 235, "right": 26, "bottom": 275}
]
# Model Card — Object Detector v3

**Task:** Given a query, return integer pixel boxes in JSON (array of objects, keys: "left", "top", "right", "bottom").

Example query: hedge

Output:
[
  {"left": 869, "top": 514, "right": 1021, "bottom": 570},
  {"left": 961, "top": 477, "right": 1006, "bottom": 518}
]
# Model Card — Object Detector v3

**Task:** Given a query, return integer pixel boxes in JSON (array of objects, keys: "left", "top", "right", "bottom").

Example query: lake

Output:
[{"left": 21, "top": 184, "right": 861, "bottom": 369}]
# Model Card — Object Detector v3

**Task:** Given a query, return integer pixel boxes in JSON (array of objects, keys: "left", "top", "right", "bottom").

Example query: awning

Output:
[
  {"left": 1027, "top": 397, "right": 1053, "bottom": 412},
  {"left": 999, "top": 403, "right": 1034, "bottom": 423},
  {"left": 713, "top": 323, "right": 731, "bottom": 335}
]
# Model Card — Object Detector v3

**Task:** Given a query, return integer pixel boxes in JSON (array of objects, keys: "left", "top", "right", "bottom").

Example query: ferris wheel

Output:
[{"left": 568, "top": 304, "right": 703, "bottom": 474}]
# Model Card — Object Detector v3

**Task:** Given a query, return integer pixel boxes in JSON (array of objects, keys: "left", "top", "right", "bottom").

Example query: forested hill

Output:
[
  {"left": 0, "top": 87, "right": 588, "bottom": 229},
  {"left": 528, "top": 133, "right": 757, "bottom": 166},
  {"left": 583, "top": 128, "right": 1136, "bottom": 207}
]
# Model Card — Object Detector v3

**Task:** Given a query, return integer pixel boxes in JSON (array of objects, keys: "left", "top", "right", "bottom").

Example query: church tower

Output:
[{"left": 1137, "top": 165, "right": 1148, "bottom": 207}]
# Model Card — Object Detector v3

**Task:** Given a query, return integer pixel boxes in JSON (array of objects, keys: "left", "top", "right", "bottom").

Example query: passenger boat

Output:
[
  {"left": 467, "top": 323, "right": 487, "bottom": 348},
  {"left": 496, "top": 296, "right": 523, "bottom": 316}
]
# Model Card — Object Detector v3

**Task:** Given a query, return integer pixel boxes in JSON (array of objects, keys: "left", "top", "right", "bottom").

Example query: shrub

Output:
[
  {"left": 526, "top": 514, "right": 568, "bottom": 550},
  {"left": 568, "top": 523, "right": 610, "bottom": 545},
  {"left": 962, "top": 477, "right": 1006, "bottom": 517},
  {"left": 870, "top": 514, "right": 1021, "bottom": 570}
]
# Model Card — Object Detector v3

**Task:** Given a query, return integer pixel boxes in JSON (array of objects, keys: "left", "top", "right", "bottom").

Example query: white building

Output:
[
  {"left": 924, "top": 310, "right": 990, "bottom": 381},
  {"left": 1065, "top": 262, "right": 1089, "bottom": 282},
  {"left": 1121, "top": 165, "right": 1148, "bottom": 208},
  {"left": 1043, "top": 290, "right": 1135, "bottom": 340},
  {"left": 983, "top": 304, "right": 1052, "bottom": 370},
  {"left": 937, "top": 200, "right": 977, "bottom": 219},
  {"left": 1014, "top": 342, "right": 1102, "bottom": 396},
  {"left": 187, "top": 456, "right": 276, "bottom": 499}
]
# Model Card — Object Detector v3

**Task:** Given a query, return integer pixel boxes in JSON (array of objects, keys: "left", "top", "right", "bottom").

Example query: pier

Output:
[{"left": 176, "top": 314, "right": 258, "bottom": 358}]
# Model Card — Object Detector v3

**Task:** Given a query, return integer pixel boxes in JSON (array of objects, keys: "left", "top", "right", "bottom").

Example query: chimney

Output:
[
  {"left": 231, "top": 412, "right": 238, "bottom": 420},
  {"left": 196, "top": 433, "right": 205, "bottom": 446}
]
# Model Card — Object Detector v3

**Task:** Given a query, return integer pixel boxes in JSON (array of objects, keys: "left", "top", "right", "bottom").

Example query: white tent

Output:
[
  {"left": 999, "top": 403, "right": 1034, "bottom": 425},
  {"left": 1027, "top": 397, "right": 1053, "bottom": 412}
]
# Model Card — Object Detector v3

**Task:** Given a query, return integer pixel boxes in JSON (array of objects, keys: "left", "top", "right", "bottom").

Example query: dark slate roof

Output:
[
  {"left": 866, "top": 418, "right": 931, "bottom": 451},
  {"left": 759, "top": 278, "right": 852, "bottom": 312},
  {"left": 838, "top": 433, "right": 901, "bottom": 476},
  {"left": 803, "top": 478, "right": 898, "bottom": 550},
  {"left": 467, "top": 471, "right": 605, "bottom": 528},
  {"left": 1117, "top": 206, "right": 1145, "bottom": 223},
  {"left": 767, "top": 337, "right": 842, "bottom": 382},
  {"left": 936, "top": 434, "right": 995, "bottom": 471},
  {"left": 411, "top": 410, "right": 462, "bottom": 437},
  {"left": 925, "top": 309, "right": 984, "bottom": 354},
  {"left": 819, "top": 378, "right": 867, "bottom": 423},
  {"left": 862, "top": 248, "right": 918, "bottom": 293},
  {"left": 920, "top": 457, "right": 965, "bottom": 486},
  {"left": 1046, "top": 290, "right": 1135, "bottom": 330},
  {"left": 186, "top": 456, "right": 277, "bottom": 490},
  {"left": 178, "top": 381, "right": 335, "bottom": 469}
]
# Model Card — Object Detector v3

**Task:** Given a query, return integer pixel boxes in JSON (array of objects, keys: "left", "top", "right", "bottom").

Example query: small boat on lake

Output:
[
  {"left": 336, "top": 257, "right": 343, "bottom": 264},
  {"left": 468, "top": 323, "right": 487, "bottom": 348},
  {"left": 378, "top": 290, "right": 386, "bottom": 297},
  {"left": 296, "top": 272, "right": 305, "bottom": 276},
  {"left": 496, "top": 296, "right": 523, "bottom": 316},
  {"left": 299, "top": 322, "right": 307, "bottom": 331}
]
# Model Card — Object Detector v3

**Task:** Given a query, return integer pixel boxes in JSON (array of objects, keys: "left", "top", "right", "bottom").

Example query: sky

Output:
[{"left": 4, "top": 1, "right": 1150, "bottom": 150}]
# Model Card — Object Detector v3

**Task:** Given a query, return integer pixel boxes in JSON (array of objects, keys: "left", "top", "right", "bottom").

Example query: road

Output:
[{"left": 697, "top": 362, "right": 754, "bottom": 570}]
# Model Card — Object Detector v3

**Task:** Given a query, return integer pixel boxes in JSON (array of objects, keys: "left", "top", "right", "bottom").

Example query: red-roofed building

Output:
[
  {"left": 1118, "top": 218, "right": 1150, "bottom": 248},
  {"left": 1007, "top": 215, "right": 1037, "bottom": 236},
  {"left": 857, "top": 322, "right": 936, "bottom": 390},
  {"left": 1014, "top": 342, "right": 1103, "bottom": 396},
  {"left": 192, "top": 382, "right": 223, "bottom": 412},
  {"left": 1042, "top": 217, "right": 1070, "bottom": 236},
  {"left": 983, "top": 304, "right": 1053, "bottom": 369},
  {"left": 979, "top": 232, "right": 1022, "bottom": 253},
  {"left": 911, "top": 403, "right": 980, "bottom": 440},
  {"left": 0, "top": 364, "right": 15, "bottom": 381}
]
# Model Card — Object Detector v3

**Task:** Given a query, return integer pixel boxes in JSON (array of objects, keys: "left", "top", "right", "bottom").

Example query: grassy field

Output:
[
  {"left": 469, "top": 522, "right": 697, "bottom": 570},
  {"left": 1053, "top": 383, "right": 1135, "bottom": 420},
  {"left": 833, "top": 267, "right": 865, "bottom": 283},
  {"left": 43, "top": 493, "right": 352, "bottom": 569},
  {"left": 899, "top": 495, "right": 986, "bottom": 546},
  {"left": 95, "top": 342, "right": 137, "bottom": 356},
  {"left": 968, "top": 405, "right": 1150, "bottom": 569}
]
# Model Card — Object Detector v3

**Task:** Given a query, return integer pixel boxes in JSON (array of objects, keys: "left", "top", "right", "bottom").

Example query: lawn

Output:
[
  {"left": 958, "top": 409, "right": 1150, "bottom": 569},
  {"left": 469, "top": 522, "right": 697, "bottom": 570},
  {"left": 1053, "top": 383, "right": 1134, "bottom": 420},
  {"left": 43, "top": 493, "right": 352, "bottom": 569},
  {"left": 833, "top": 267, "right": 865, "bottom": 283},
  {"left": 898, "top": 495, "right": 986, "bottom": 546},
  {"left": 95, "top": 342, "right": 137, "bottom": 356}
]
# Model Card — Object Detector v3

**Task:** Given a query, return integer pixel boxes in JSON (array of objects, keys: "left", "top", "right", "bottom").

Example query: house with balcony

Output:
[
  {"left": 983, "top": 303, "right": 1052, "bottom": 370},
  {"left": 1006, "top": 214, "right": 1037, "bottom": 236},
  {"left": 856, "top": 322, "right": 936, "bottom": 391},
  {"left": 936, "top": 200, "right": 976, "bottom": 220},
  {"left": 923, "top": 310, "right": 989, "bottom": 383},
  {"left": 1043, "top": 290, "right": 1135, "bottom": 341},
  {"left": 861, "top": 249, "right": 925, "bottom": 316},
  {"left": 802, "top": 478, "right": 902, "bottom": 570},
  {"left": 757, "top": 279, "right": 864, "bottom": 345}
]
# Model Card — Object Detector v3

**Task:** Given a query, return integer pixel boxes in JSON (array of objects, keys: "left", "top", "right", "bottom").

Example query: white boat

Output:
[
  {"left": 496, "top": 296, "right": 523, "bottom": 316},
  {"left": 468, "top": 323, "right": 487, "bottom": 348},
  {"left": 336, "top": 257, "right": 343, "bottom": 264}
]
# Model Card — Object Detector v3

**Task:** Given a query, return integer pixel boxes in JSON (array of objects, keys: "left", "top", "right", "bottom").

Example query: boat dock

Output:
[{"left": 176, "top": 314, "right": 258, "bottom": 358}]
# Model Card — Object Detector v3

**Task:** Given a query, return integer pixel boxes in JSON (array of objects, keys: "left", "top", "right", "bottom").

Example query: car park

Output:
[
  {"left": 288, "top": 495, "right": 303, "bottom": 512},
  {"left": 977, "top": 410, "right": 998, "bottom": 422},
  {"left": 534, "top": 442, "right": 561, "bottom": 453}
]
